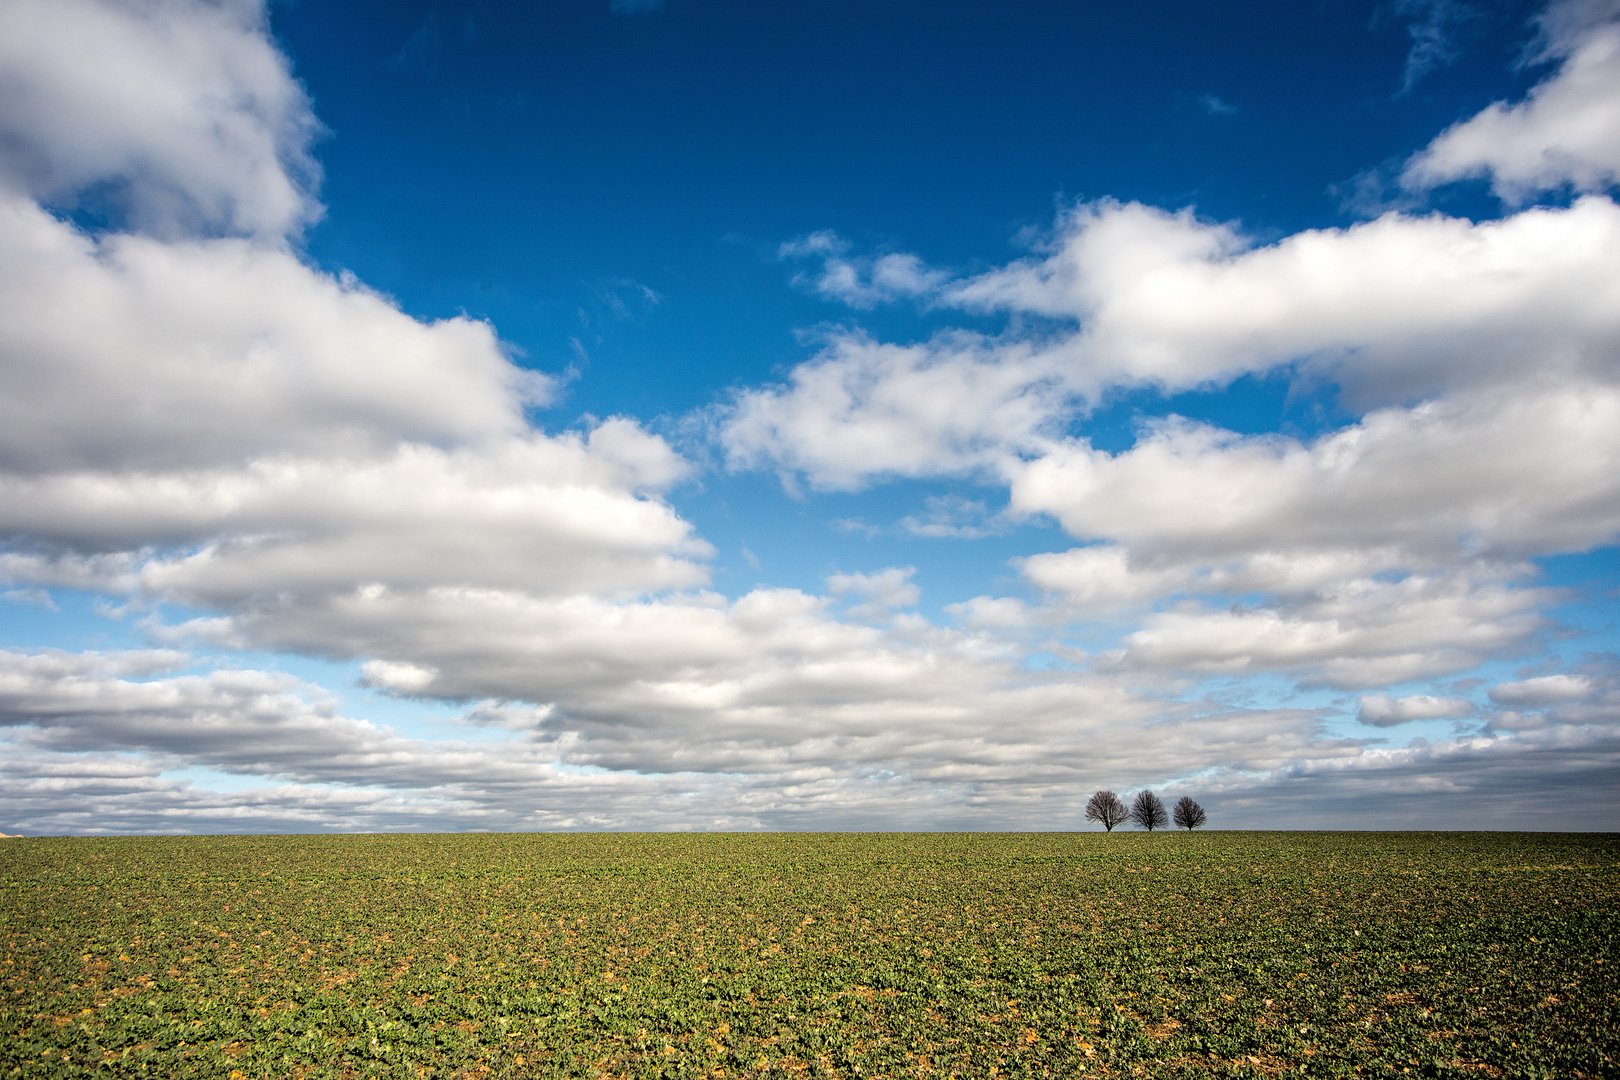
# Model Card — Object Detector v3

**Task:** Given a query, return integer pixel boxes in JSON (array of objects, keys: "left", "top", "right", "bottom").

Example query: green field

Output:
[{"left": 2, "top": 832, "right": 1616, "bottom": 1078}]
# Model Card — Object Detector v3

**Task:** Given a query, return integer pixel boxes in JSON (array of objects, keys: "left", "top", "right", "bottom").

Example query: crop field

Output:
[{"left": 2, "top": 832, "right": 1616, "bottom": 1079}]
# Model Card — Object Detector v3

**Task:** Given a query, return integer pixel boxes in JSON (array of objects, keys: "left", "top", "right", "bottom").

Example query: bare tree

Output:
[
  {"left": 1130, "top": 790, "right": 1168, "bottom": 831},
  {"left": 1172, "top": 796, "right": 1207, "bottom": 830},
  {"left": 1085, "top": 790, "right": 1129, "bottom": 831}
]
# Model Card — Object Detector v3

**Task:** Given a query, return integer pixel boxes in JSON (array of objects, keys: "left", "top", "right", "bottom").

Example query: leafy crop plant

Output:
[{"left": 2, "top": 832, "right": 1616, "bottom": 1077}]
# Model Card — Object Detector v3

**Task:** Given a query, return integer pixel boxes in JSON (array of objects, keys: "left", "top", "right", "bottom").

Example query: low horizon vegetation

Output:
[
  {"left": 1085, "top": 790, "right": 1203, "bottom": 832},
  {"left": 3, "top": 831, "right": 1616, "bottom": 1077}
]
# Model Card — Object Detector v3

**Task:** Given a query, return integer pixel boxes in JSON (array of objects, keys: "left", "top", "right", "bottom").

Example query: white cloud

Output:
[
  {"left": 0, "top": 430, "right": 706, "bottom": 609},
  {"left": 724, "top": 196, "right": 1620, "bottom": 492},
  {"left": 0, "top": 8, "right": 706, "bottom": 621},
  {"left": 5, "top": 622, "right": 1613, "bottom": 829},
  {"left": 1017, "top": 545, "right": 1557, "bottom": 689},
  {"left": 720, "top": 328, "right": 1066, "bottom": 488},
  {"left": 1020, "top": 546, "right": 1410, "bottom": 614},
  {"left": 1020, "top": 545, "right": 1193, "bottom": 611},
  {"left": 1489, "top": 672, "right": 1594, "bottom": 704},
  {"left": 0, "top": 0, "right": 773, "bottom": 827},
  {"left": 1394, "top": 0, "right": 1480, "bottom": 93},
  {"left": 1114, "top": 572, "right": 1547, "bottom": 688},
  {"left": 779, "top": 231, "right": 948, "bottom": 309},
  {"left": 0, "top": 0, "right": 320, "bottom": 239},
  {"left": 0, "top": 193, "right": 549, "bottom": 474},
  {"left": 1403, "top": 1, "right": 1620, "bottom": 200},
  {"left": 0, "top": 649, "right": 191, "bottom": 680},
  {"left": 359, "top": 660, "right": 439, "bottom": 695},
  {"left": 949, "top": 197, "right": 1620, "bottom": 408},
  {"left": 1009, "top": 384, "right": 1620, "bottom": 566},
  {"left": 827, "top": 566, "right": 920, "bottom": 617},
  {"left": 898, "top": 495, "right": 1011, "bottom": 539},
  {"left": 945, "top": 595, "right": 1039, "bottom": 631},
  {"left": 130, "top": 581, "right": 1281, "bottom": 797},
  {"left": 1358, "top": 693, "right": 1473, "bottom": 726},
  {"left": 0, "top": 650, "right": 751, "bottom": 831},
  {"left": 0, "top": 641, "right": 1315, "bottom": 828}
]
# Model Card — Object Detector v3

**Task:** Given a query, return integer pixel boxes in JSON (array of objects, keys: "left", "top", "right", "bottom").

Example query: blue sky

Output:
[{"left": 1, "top": 0, "right": 1617, "bottom": 833}]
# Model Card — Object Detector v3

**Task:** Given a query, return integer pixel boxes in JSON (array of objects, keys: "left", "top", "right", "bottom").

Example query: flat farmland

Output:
[{"left": 2, "top": 832, "right": 1615, "bottom": 1079}]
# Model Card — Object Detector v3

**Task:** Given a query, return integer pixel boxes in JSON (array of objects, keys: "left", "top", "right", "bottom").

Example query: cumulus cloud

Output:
[
  {"left": 0, "top": 195, "right": 551, "bottom": 474},
  {"left": 949, "top": 197, "right": 1620, "bottom": 408},
  {"left": 1484, "top": 664, "right": 1620, "bottom": 738},
  {"left": 985, "top": 378, "right": 1612, "bottom": 682},
  {"left": 0, "top": 649, "right": 191, "bottom": 680},
  {"left": 716, "top": 45, "right": 1620, "bottom": 738},
  {"left": 1018, "top": 545, "right": 1556, "bottom": 689},
  {"left": 359, "top": 660, "right": 438, "bottom": 695},
  {"left": 1010, "top": 384, "right": 1620, "bottom": 566},
  {"left": 945, "top": 595, "right": 1040, "bottom": 631},
  {"left": 0, "top": 650, "right": 763, "bottom": 832},
  {"left": 723, "top": 196, "right": 1620, "bottom": 491},
  {"left": 1114, "top": 573, "right": 1547, "bottom": 688},
  {"left": 0, "top": 643, "right": 1332, "bottom": 831},
  {"left": 1020, "top": 545, "right": 1196, "bottom": 612},
  {"left": 0, "top": 0, "right": 321, "bottom": 239},
  {"left": 2, "top": 434, "right": 703, "bottom": 604},
  {"left": 1489, "top": 672, "right": 1595, "bottom": 704},
  {"left": 1358, "top": 692, "right": 1474, "bottom": 726},
  {"left": 1403, "top": 0, "right": 1620, "bottom": 200},
  {"left": 0, "top": 0, "right": 775, "bottom": 829},
  {"left": 1020, "top": 546, "right": 1415, "bottom": 615},
  {"left": 0, "top": 750, "right": 778, "bottom": 835},
  {"left": 110, "top": 579, "right": 1346, "bottom": 812},
  {"left": 0, "top": 4, "right": 706, "bottom": 621},
  {"left": 13, "top": 632, "right": 1605, "bottom": 833},
  {"left": 720, "top": 328, "right": 1068, "bottom": 488}
]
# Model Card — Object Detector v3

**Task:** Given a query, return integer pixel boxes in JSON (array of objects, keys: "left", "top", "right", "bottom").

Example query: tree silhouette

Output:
[
  {"left": 1130, "top": 790, "right": 1168, "bottom": 831},
  {"left": 1085, "top": 790, "right": 1129, "bottom": 831},
  {"left": 1173, "top": 796, "right": 1207, "bottom": 830}
]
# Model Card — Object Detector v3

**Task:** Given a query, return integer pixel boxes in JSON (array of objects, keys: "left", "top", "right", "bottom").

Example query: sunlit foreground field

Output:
[{"left": 3, "top": 833, "right": 1616, "bottom": 1079}]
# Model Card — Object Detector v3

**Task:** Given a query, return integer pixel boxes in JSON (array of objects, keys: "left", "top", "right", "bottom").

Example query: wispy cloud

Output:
[
  {"left": 388, "top": 13, "right": 442, "bottom": 75},
  {"left": 900, "top": 495, "right": 1013, "bottom": 539},
  {"left": 827, "top": 566, "right": 919, "bottom": 618},
  {"left": 2, "top": 589, "right": 57, "bottom": 611},
  {"left": 779, "top": 231, "right": 949, "bottom": 309},
  {"left": 1391, "top": 0, "right": 1482, "bottom": 93}
]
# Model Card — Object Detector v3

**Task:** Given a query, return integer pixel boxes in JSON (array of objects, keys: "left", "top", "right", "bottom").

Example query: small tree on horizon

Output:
[
  {"left": 1130, "top": 790, "right": 1168, "bottom": 831},
  {"left": 1173, "top": 796, "right": 1207, "bottom": 830},
  {"left": 1085, "top": 790, "right": 1129, "bottom": 831}
]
